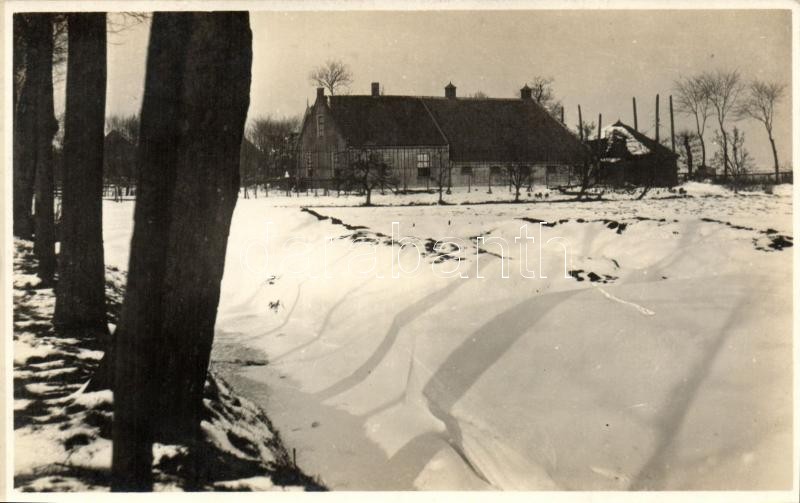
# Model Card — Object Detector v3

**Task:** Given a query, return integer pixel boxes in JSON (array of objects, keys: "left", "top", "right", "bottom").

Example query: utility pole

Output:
[
  {"left": 655, "top": 94, "right": 660, "bottom": 144},
  {"left": 598, "top": 113, "right": 602, "bottom": 140},
  {"left": 632, "top": 97, "right": 638, "bottom": 131},
  {"left": 578, "top": 105, "right": 584, "bottom": 142}
]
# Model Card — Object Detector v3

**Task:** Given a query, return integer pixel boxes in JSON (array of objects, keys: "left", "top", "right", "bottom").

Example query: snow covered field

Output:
[{"left": 100, "top": 184, "right": 794, "bottom": 490}]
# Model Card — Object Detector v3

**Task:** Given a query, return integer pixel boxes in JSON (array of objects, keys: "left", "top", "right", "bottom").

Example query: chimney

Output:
[
  {"left": 445, "top": 82, "right": 457, "bottom": 99},
  {"left": 520, "top": 84, "right": 532, "bottom": 100},
  {"left": 371, "top": 82, "right": 380, "bottom": 97},
  {"left": 316, "top": 87, "right": 324, "bottom": 101}
]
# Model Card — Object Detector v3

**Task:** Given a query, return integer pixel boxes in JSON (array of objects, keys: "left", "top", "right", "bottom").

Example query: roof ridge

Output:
[
  {"left": 601, "top": 121, "right": 677, "bottom": 157},
  {"left": 333, "top": 94, "right": 539, "bottom": 102}
]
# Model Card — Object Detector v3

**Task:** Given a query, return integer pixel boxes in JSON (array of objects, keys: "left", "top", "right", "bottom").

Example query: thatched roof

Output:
[
  {"left": 329, "top": 96, "right": 447, "bottom": 147},
  {"left": 421, "top": 97, "right": 587, "bottom": 163},
  {"left": 327, "top": 94, "right": 588, "bottom": 163},
  {"left": 590, "top": 120, "right": 678, "bottom": 160}
]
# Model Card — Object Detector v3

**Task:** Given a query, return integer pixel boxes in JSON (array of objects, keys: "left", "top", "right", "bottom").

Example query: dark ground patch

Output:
[
  {"left": 568, "top": 269, "right": 617, "bottom": 284},
  {"left": 700, "top": 217, "right": 793, "bottom": 252}
]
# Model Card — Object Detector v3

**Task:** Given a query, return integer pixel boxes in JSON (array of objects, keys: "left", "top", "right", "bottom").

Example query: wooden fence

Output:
[{"left": 679, "top": 171, "right": 793, "bottom": 185}]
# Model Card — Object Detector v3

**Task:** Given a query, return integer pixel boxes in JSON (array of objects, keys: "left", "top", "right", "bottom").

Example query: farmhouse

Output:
[
  {"left": 298, "top": 82, "right": 589, "bottom": 190},
  {"left": 589, "top": 121, "right": 679, "bottom": 187}
]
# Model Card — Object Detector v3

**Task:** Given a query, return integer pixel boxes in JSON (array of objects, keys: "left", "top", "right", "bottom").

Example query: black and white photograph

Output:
[{"left": 3, "top": 0, "right": 798, "bottom": 499}]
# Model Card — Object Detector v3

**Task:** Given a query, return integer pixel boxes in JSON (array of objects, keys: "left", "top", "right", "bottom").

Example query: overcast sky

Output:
[{"left": 73, "top": 9, "right": 791, "bottom": 171}]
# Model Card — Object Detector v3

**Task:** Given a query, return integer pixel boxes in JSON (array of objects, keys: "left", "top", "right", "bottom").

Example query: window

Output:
[
  {"left": 316, "top": 115, "right": 324, "bottom": 138},
  {"left": 461, "top": 166, "right": 472, "bottom": 175},
  {"left": 416, "top": 153, "right": 430, "bottom": 168},
  {"left": 417, "top": 167, "right": 430, "bottom": 178},
  {"left": 305, "top": 152, "right": 313, "bottom": 176},
  {"left": 490, "top": 166, "right": 503, "bottom": 175}
]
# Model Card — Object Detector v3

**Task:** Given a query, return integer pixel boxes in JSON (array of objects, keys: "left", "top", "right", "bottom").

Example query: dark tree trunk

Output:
[
  {"left": 111, "top": 13, "right": 192, "bottom": 491},
  {"left": 30, "top": 14, "right": 58, "bottom": 284},
  {"left": 54, "top": 14, "right": 107, "bottom": 333},
  {"left": 112, "top": 12, "right": 251, "bottom": 491},
  {"left": 13, "top": 15, "right": 36, "bottom": 239},
  {"left": 157, "top": 10, "right": 251, "bottom": 444},
  {"left": 684, "top": 135, "right": 693, "bottom": 179},
  {"left": 13, "top": 15, "right": 27, "bottom": 113},
  {"left": 698, "top": 133, "right": 707, "bottom": 169}
]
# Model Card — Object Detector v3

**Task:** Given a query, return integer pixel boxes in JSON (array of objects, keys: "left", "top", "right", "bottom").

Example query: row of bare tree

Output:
[
  {"left": 12, "top": 12, "right": 252, "bottom": 490},
  {"left": 673, "top": 70, "right": 784, "bottom": 181},
  {"left": 101, "top": 112, "right": 301, "bottom": 198},
  {"left": 240, "top": 115, "right": 301, "bottom": 195}
]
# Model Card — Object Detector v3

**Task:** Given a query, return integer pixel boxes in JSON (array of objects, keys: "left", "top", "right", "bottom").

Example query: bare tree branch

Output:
[
  {"left": 525, "top": 76, "right": 563, "bottom": 119},
  {"left": 309, "top": 59, "right": 353, "bottom": 96},
  {"left": 700, "top": 69, "right": 745, "bottom": 178},
  {"left": 739, "top": 79, "right": 785, "bottom": 179},
  {"left": 673, "top": 74, "right": 711, "bottom": 167}
]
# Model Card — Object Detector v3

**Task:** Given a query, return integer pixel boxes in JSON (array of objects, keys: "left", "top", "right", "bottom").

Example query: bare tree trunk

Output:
[
  {"left": 577, "top": 160, "right": 594, "bottom": 202},
  {"left": 111, "top": 13, "right": 191, "bottom": 490},
  {"left": 112, "top": 12, "right": 252, "bottom": 490},
  {"left": 13, "top": 15, "right": 36, "bottom": 239},
  {"left": 31, "top": 14, "right": 58, "bottom": 284},
  {"left": 684, "top": 135, "right": 693, "bottom": 179},
  {"left": 437, "top": 164, "right": 444, "bottom": 204},
  {"left": 157, "top": 11, "right": 251, "bottom": 446},
  {"left": 692, "top": 112, "right": 707, "bottom": 169},
  {"left": 364, "top": 167, "right": 372, "bottom": 206},
  {"left": 512, "top": 168, "right": 522, "bottom": 202},
  {"left": 719, "top": 123, "right": 729, "bottom": 179},
  {"left": 698, "top": 132, "right": 706, "bottom": 168},
  {"left": 769, "top": 133, "right": 779, "bottom": 183},
  {"left": 730, "top": 133, "right": 740, "bottom": 192},
  {"left": 54, "top": 13, "right": 107, "bottom": 334}
]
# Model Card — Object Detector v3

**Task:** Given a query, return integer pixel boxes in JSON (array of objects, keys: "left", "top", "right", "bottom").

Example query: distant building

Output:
[
  {"left": 298, "top": 82, "right": 589, "bottom": 189},
  {"left": 694, "top": 164, "right": 717, "bottom": 180},
  {"left": 589, "top": 121, "right": 679, "bottom": 187},
  {"left": 103, "top": 130, "right": 136, "bottom": 185}
]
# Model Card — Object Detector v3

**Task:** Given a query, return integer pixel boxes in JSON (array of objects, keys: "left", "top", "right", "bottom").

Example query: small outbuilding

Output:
[{"left": 589, "top": 120, "right": 678, "bottom": 187}]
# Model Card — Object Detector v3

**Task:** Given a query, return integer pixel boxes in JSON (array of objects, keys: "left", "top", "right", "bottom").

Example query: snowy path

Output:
[{"left": 102, "top": 186, "right": 794, "bottom": 490}]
